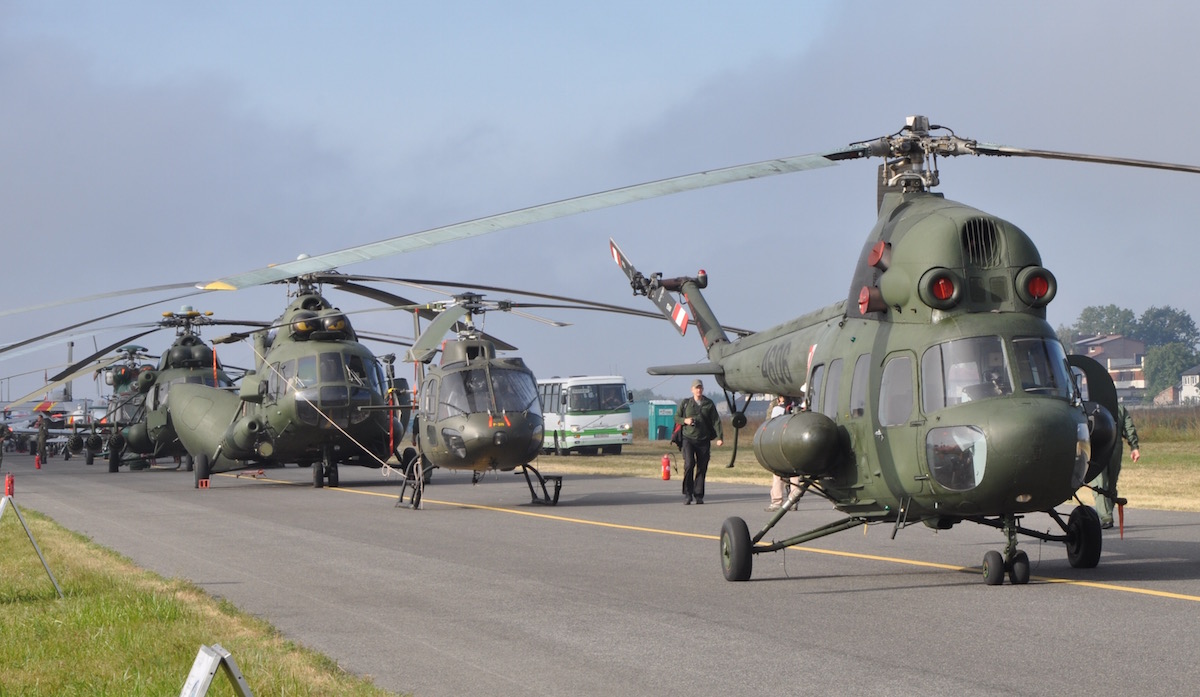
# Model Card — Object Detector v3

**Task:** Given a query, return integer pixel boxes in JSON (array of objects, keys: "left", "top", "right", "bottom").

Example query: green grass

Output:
[{"left": 0, "top": 506, "right": 403, "bottom": 696}]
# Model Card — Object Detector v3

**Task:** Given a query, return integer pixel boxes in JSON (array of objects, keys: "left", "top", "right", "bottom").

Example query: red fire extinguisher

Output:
[{"left": 661, "top": 454, "right": 671, "bottom": 480}]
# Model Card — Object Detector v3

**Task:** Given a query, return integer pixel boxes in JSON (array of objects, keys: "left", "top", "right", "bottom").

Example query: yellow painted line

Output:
[{"left": 215, "top": 472, "right": 1200, "bottom": 602}]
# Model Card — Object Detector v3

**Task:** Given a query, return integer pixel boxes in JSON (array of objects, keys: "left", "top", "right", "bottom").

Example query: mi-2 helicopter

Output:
[
  {"left": 602, "top": 115, "right": 1200, "bottom": 585},
  {"left": 168, "top": 277, "right": 411, "bottom": 488}
]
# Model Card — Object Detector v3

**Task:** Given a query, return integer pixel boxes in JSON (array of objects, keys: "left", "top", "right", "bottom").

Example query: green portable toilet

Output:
[{"left": 648, "top": 400, "right": 677, "bottom": 441}]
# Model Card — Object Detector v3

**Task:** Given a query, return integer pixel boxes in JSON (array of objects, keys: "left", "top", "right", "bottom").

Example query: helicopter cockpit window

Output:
[
  {"left": 319, "top": 352, "right": 344, "bottom": 383},
  {"left": 437, "top": 369, "right": 492, "bottom": 419},
  {"left": 294, "top": 355, "right": 318, "bottom": 390},
  {"left": 1011, "top": 337, "right": 1072, "bottom": 399},
  {"left": 491, "top": 369, "right": 541, "bottom": 415},
  {"left": 921, "top": 337, "right": 1012, "bottom": 413},
  {"left": 878, "top": 355, "right": 913, "bottom": 426}
]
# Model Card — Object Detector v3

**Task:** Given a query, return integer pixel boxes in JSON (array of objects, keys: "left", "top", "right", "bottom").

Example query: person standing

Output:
[
  {"left": 766, "top": 395, "right": 800, "bottom": 511},
  {"left": 675, "top": 379, "right": 723, "bottom": 505},
  {"left": 35, "top": 414, "right": 49, "bottom": 465},
  {"left": 0, "top": 422, "right": 9, "bottom": 470},
  {"left": 1092, "top": 404, "right": 1140, "bottom": 529}
]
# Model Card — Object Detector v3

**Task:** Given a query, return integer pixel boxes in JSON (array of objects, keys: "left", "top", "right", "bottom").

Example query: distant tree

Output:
[
  {"left": 630, "top": 388, "right": 668, "bottom": 402},
  {"left": 1056, "top": 323, "right": 1077, "bottom": 353},
  {"left": 1132, "top": 306, "right": 1199, "bottom": 349},
  {"left": 1074, "top": 305, "right": 1138, "bottom": 337},
  {"left": 1143, "top": 342, "right": 1200, "bottom": 396}
]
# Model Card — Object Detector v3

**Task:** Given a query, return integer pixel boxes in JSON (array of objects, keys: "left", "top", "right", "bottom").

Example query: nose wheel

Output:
[{"left": 981, "top": 515, "right": 1031, "bottom": 585}]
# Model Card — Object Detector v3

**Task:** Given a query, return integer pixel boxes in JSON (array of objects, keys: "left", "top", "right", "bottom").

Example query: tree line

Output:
[{"left": 1058, "top": 304, "right": 1199, "bottom": 396}]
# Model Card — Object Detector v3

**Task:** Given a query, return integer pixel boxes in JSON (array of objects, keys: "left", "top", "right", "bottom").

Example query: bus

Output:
[{"left": 537, "top": 376, "right": 632, "bottom": 455}]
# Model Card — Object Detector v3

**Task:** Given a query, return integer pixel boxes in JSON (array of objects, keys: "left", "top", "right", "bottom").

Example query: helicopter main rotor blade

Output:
[
  {"left": 200, "top": 148, "right": 864, "bottom": 291},
  {"left": 406, "top": 306, "right": 471, "bottom": 363},
  {"left": 5, "top": 355, "right": 124, "bottom": 410},
  {"left": 0, "top": 282, "right": 206, "bottom": 319},
  {"left": 969, "top": 142, "right": 1200, "bottom": 175}
]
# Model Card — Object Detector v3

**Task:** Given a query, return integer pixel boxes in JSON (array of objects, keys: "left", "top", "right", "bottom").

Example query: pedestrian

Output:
[
  {"left": 675, "top": 379, "right": 723, "bottom": 505},
  {"left": 1092, "top": 404, "right": 1140, "bottom": 529},
  {"left": 0, "top": 422, "right": 9, "bottom": 470},
  {"left": 36, "top": 414, "right": 50, "bottom": 465},
  {"left": 766, "top": 395, "right": 800, "bottom": 511}
]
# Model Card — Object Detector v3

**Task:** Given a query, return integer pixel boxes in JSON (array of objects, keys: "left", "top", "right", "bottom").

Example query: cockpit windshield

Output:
[
  {"left": 922, "top": 336, "right": 1012, "bottom": 413},
  {"left": 437, "top": 367, "right": 540, "bottom": 418},
  {"left": 1011, "top": 337, "right": 1073, "bottom": 399}
]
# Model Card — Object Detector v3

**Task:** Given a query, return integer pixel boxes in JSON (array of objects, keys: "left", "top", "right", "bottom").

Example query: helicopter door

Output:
[{"left": 875, "top": 351, "right": 927, "bottom": 498}]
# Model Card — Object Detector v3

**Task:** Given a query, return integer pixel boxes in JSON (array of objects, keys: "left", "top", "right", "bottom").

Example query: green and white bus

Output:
[{"left": 537, "top": 375, "right": 632, "bottom": 455}]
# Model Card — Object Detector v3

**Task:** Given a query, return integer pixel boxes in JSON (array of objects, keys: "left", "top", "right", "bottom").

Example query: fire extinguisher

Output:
[{"left": 661, "top": 453, "right": 671, "bottom": 480}]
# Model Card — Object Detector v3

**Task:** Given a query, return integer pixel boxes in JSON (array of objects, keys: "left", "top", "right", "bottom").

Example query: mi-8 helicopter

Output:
[
  {"left": 168, "top": 277, "right": 412, "bottom": 488},
  {"left": 597, "top": 114, "right": 1200, "bottom": 585}
]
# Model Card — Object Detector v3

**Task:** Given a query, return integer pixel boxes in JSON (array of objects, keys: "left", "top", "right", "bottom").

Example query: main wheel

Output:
[
  {"left": 982, "top": 550, "right": 1005, "bottom": 585},
  {"left": 313, "top": 461, "right": 325, "bottom": 488},
  {"left": 720, "top": 517, "right": 753, "bottom": 582},
  {"left": 1067, "top": 505, "right": 1103, "bottom": 568},
  {"left": 194, "top": 454, "right": 210, "bottom": 489},
  {"left": 1008, "top": 550, "right": 1031, "bottom": 585},
  {"left": 327, "top": 462, "right": 339, "bottom": 488}
]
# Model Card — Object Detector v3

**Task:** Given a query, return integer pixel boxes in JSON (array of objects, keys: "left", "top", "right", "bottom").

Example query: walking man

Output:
[{"left": 675, "top": 379, "right": 723, "bottom": 505}]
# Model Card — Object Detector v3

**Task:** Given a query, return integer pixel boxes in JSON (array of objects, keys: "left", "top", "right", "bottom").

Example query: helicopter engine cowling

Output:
[
  {"left": 752, "top": 411, "right": 842, "bottom": 478},
  {"left": 137, "top": 369, "right": 158, "bottom": 393},
  {"left": 229, "top": 416, "right": 269, "bottom": 454}
]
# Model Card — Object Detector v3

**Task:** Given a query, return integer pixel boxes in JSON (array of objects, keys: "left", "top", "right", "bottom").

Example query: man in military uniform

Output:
[
  {"left": 674, "top": 379, "right": 724, "bottom": 505},
  {"left": 0, "top": 422, "right": 10, "bottom": 470},
  {"left": 1092, "top": 404, "right": 1140, "bottom": 529},
  {"left": 35, "top": 414, "right": 49, "bottom": 465}
]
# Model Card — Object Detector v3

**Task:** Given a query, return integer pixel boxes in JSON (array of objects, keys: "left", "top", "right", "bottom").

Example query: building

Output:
[
  {"left": 1072, "top": 335, "right": 1146, "bottom": 402},
  {"left": 1182, "top": 365, "right": 1200, "bottom": 405}
]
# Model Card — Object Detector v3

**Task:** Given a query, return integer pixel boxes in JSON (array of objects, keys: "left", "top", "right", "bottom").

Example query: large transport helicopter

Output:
[{"left": 168, "top": 278, "right": 412, "bottom": 489}]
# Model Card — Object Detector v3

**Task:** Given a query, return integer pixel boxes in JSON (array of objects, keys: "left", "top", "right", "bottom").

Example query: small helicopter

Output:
[
  {"left": 390, "top": 292, "right": 559, "bottom": 508},
  {"left": 168, "top": 277, "right": 412, "bottom": 488},
  {"left": 599, "top": 115, "right": 1200, "bottom": 584}
]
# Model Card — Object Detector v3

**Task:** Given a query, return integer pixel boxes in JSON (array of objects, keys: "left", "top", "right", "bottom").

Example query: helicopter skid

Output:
[{"left": 520, "top": 464, "right": 561, "bottom": 506}]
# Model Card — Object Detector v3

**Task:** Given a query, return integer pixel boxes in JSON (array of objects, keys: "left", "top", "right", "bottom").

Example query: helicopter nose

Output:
[{"left": 928, "top": 399, "right": 1087, "bottom": 512}]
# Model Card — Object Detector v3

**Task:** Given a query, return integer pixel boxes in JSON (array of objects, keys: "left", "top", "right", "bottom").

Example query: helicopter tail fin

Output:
[{"left": 609, "top": 239, "right": 729, "bottom": 349}]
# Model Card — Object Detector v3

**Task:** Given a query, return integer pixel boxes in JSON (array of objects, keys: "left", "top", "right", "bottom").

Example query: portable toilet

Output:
[{"left": 648, "top": 400, "right": 677, "bottom": 441}]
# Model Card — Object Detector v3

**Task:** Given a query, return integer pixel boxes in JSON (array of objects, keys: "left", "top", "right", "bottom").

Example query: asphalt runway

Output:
[{"left": 5, "top": 450, "right": 1200, "bottom": 696}]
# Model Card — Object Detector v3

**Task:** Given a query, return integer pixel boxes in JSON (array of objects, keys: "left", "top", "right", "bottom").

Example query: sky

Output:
[{"left": 2, "top": 0, "right": 1199, "bottom": 404}]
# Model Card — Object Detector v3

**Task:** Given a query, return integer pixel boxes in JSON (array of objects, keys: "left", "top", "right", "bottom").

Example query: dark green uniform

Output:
[
  {"left": 1091, "top": 404, "right": 1139, "bottom": 526},
  {"left": 674, "top": 394, "right": 723, "bottom": 504},
  {"left": 36, "top": 416, "right": 49, "bottom": 464}
]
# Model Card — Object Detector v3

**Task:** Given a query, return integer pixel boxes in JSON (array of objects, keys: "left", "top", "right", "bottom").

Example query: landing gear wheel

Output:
[
  {"left": 720, "top": 517, "right": 753, "bottom": 582},
  {"left": 326, "top": 462, "right": 339, "bottom": 488},
  {"left": 183, "top": 454, "right": 194, "bottom": 472},
  {"left": 1066, "top": 505, "right": 1102, "bottom": 568},
  {"left": 982, "top": 550, "right": 1005, "bottom": 585},
  {"left": 1008, "top": 550, "right": 1031, "bottom": 585},
  {"left": 194, "top": 454, "right": 210, "bottom": 489},
  {"left": 313, "top": 461, "right": 325, "bottom": 488}
]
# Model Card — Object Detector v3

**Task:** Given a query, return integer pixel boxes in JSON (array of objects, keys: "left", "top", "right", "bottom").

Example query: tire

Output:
[
  {"left": 194, "top": 454, "right": 210, "bottom": 489},
  {"left": 1008, "top": 550, "right": 1031, "bottom": 585},
  {"left": 108, "top": 447, "right": 121, "bottom": 473},
  {"left": 982, "top": 550, "right": 1005, "bottom": 585},
  {"left": 313, "top": 461, "right": 325, "bottom": 488},
  {"left": 327, "top": 462, "right": 339, "bottom": 488},
  {"left": 1067, "top": 505, "right": 1103, "bottom": 568},
  {"left": 720, "top": 517, "right": 753, "bottom": 582}
]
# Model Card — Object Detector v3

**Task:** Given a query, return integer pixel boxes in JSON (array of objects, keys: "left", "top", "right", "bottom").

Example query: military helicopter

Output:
[
  {"left": 392, "top": 292, "right": 556, "bottom": 508},
  {"left": 595, "top": 115, "right": 1200, "bottom": 585},
  {"left": 167, "top": 277, "right": 412, "bottom": 489}
]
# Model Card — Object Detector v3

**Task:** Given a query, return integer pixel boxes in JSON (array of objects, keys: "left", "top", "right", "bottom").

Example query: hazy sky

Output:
[{"left": 3, "top": 1, "right": 1199, "bottom": 402}]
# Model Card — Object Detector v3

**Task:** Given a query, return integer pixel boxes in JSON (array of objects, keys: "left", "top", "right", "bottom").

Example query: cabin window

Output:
[
  {"left": 878, "top": 355, "right": 913, "bottom": 426},
  {"left": 849, "top": 354, "right": 870, "bottom": 418},
  {"left": 921, "top": 336, "right": 1011, "bottom": 413},
  {"left": 808, "top": 364, "right": 825, "bottom": 413},
  {"left": 1011, "top": 337, "right": 1072, "bottom": 398},
  {"left": 822, "top": 359, "right": 843, "bottom": 418}
]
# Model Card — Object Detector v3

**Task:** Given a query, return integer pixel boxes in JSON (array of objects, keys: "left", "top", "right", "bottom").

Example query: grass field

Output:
[{"left": 0, "top": 504, "right": 401, "bottom": 697}]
